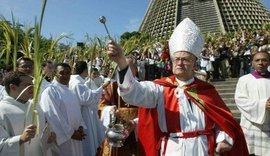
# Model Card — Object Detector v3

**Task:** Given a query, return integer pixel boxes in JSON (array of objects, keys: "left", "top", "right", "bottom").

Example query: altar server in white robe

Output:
[
  {"left": 106, "top": 18, "right": 249, "bottom": 156},
  {"left": 4, "top": 58, "right": 56, "bottom": 156},
  {"left": 40, "top": 63, "right": 86, "bottom": 156},
  {"left": 235, "top": 51, "right": 270, "bottom": 156},
  {"left": 69, "top": 61, "right": 109, "bottom": 156},
  {"left": 0, "top": 71, "right": 41, "bottom": 156}
]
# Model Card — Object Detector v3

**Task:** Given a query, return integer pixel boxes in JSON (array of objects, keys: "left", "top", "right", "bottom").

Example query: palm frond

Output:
[
  {"left": 20, "top": 26, "right": 34, "bottom": 58},
  {"left": 9, "top": 12, "right": 19, "bottom": 71},
  {"left": 31, "top": 0, "right": 48, "bottom": 128},
  {"left": 48, "top": 33, "right": 71, "bottom": 60},
  {"left": 0, "top": 16, "right": 14, "bottom": 66}
]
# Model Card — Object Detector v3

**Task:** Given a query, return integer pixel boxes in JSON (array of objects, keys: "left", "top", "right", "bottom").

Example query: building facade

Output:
[{"left": 139, "top": 0, "right": 270, "bottom": 39}]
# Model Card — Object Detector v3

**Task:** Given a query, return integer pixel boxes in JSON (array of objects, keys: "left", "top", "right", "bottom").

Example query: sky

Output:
[{"left": 0, "top": 0, "right": 269, "bottom": 44}]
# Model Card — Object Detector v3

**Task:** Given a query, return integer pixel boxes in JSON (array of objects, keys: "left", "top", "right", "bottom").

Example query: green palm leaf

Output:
[{"left": 48, "top": 33, "right": 71, "bottom": 60}]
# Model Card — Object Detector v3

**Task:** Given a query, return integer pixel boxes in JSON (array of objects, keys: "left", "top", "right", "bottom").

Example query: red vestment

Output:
[{"left": 138, "top": 75, "right": 249, "bottom": 156}]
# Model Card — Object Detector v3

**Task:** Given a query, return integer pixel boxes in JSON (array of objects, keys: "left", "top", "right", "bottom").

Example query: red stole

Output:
[
  {"left": 138, "top": 108, "right": 162, "bottom": 156},
  {"left": 137, "top": 76, "right": 249, "bottom": 156},
  {"left": 163, "top": 86, "right": 181, "bottom": 132}
]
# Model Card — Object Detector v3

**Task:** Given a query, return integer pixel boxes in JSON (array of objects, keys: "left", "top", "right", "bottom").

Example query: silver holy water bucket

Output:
[
  {"left": 106, "top": 124, "right": 128, "bottom": 147},
  {"left": 106, "top": 109, "right": 128, "bottom": 147}
]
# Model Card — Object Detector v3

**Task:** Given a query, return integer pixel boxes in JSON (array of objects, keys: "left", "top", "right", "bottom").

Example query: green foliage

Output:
[
  {"left": 47, "top": 33, "right": 71, "bottom": 61},
  {"left": 10, "top": 13, "right": 19, "bottom": 72},
  {"left": 120, "top": 31, "right": 141, "bottom": 42},
  {"left": 0, "top": 15, "right": 20, "bottom": 71},
  {"left": 262, "top": 23, "right": 270, "bottom": 31},
  {"left": 20, "top": 26, "right": 34, "bottom": 58},
  {"left": 120, "top": 31, "right": 152, "bottom": 54},
  {"left": 0, "top": 20, "right": 12, "bottom": 65},
  {"left": 0, "top": 16, "right": 53, "bottom": 67}
]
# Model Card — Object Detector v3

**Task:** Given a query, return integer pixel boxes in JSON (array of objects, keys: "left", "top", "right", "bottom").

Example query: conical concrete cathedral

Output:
[{"left": 139, "top": 0, "right": 270, "bottom": 39}]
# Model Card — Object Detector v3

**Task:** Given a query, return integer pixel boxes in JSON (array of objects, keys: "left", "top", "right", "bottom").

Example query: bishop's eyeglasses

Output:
[{"left": 172, "top": 57, "right": 195, "bottom": 64}]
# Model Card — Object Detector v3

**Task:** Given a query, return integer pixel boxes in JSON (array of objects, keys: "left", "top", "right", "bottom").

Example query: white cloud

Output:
[{"left": 125, "top": 18, "right": 141, "bottom": 32}]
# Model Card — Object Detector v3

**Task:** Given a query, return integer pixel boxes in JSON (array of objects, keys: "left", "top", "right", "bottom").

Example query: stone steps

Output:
[
  {"left": 211, "top": 78, "right": 240, "bottom": 120},
  {"left": 226, "top": 103, "right": 238, "bottom": 110},
  {"left": 216, "top": 88, "right": 236, "bottom": 94},
  {"left": 218, "top": 93, "right": 235, "bottom": 98},
  {"left": 222, "top": 97, "right": 235, "bottom": 104}
]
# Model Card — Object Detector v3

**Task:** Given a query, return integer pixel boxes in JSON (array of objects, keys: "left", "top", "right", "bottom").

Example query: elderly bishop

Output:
[{"left": 106, "top": 18, "right": 249, "bottom": 156}]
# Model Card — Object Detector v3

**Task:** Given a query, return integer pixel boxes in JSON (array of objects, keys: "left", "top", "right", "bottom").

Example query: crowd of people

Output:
[
  {"left": 200, "top": 30, "right": 270, "bottom": 81},
  {"left": 79, "top": 30, "right": 270, "bottom": 83},
  {"left": 0, "top": 17, "right": 269, "bottom": 156}
]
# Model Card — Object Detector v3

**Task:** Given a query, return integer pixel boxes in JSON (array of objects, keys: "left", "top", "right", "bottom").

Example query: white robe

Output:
[
  {"left": 0, "top": 85, "right": 7, "bottom": 102},
  {"left": 235, "top": 73, "right": 270, "bottom": 155},
  {"left": 118, "top": 68, "right": 232, "bottom": 156},
  {"left": 39, "top": 79, "right": 51, "bottom": 95},
  {"left": 0, "top": 96, "right": 44, "bottom": 156},
  {"left": 36, "top": 79, "right": 57, "bottom": 156},
  {"left": 40, "top": 80, "right": 84, "bottom": 156},
  {"left": 84, "top": 78, "right": 98, "bottom": 90},
  {"left": 69, "top": 75, "right": 106, "bottom": 156},
  {"left": 92, "top": 76, "right": 104, "bottom": 88}
]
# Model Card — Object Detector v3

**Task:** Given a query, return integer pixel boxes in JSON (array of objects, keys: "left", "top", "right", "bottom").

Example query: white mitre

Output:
[{"left": 169, "top": 18, "right": 204, "bottom": 58}]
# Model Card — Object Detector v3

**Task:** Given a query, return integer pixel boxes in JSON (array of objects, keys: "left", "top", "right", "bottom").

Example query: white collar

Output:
[
  {"left": 3, "top": 95, "right": 29, "bottom": 106},
  {"left": 176, "top": 77, "right": 195, "bottom": 87},
  {"left": 52, "top": 79, "right": 69, "bottom": 88},
  {"left": 71, "top": 74, "right": 86, "bottom": 83}
]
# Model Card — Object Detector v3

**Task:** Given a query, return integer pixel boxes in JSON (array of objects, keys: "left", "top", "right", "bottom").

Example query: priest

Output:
[
  {"left": 40, "top": 63, "right": 86, "bottom": 156},
  {"left": 69, "top": 61, "right": 108, "bottom": 156},
  {"left": 0, "top": 72, "right": 40, "bottom": 155},
  {"left": 235, "top": 51, "right": 270, "bottom": 156}
]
